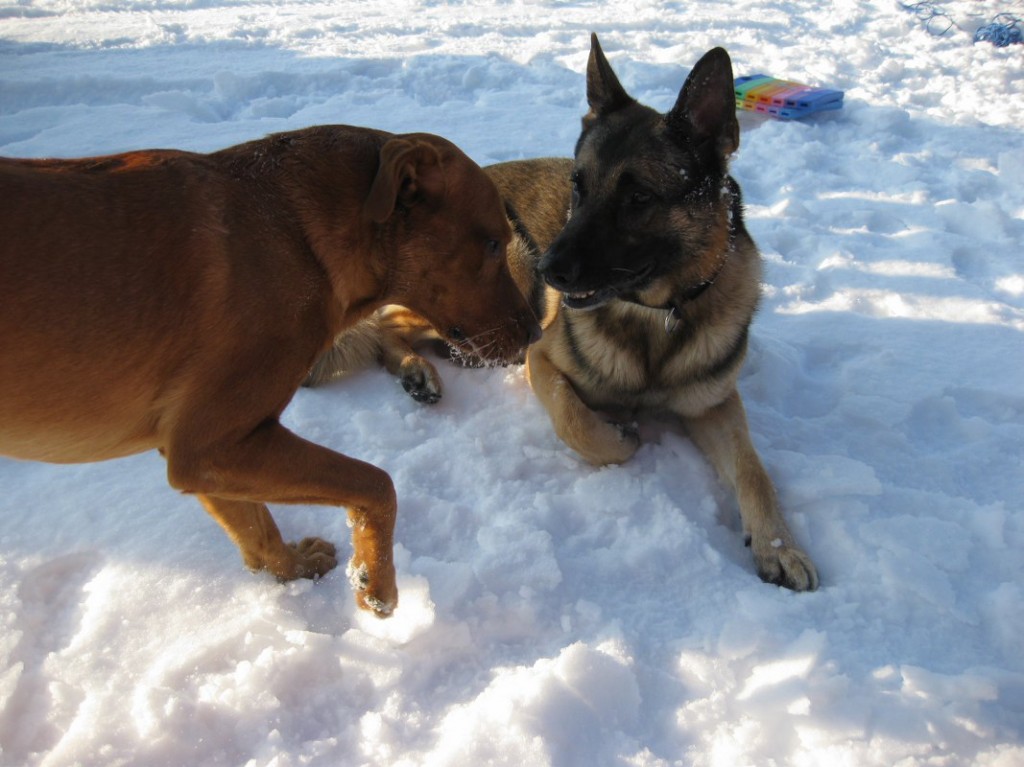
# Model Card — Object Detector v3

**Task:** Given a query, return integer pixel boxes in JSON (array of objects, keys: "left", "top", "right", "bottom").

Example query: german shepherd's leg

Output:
[
  {"left": 682, "top": 389, "right": 819, "bottom": 592},
  {"left": 526, "top": 345, "right": 639, "bottom": 465},
  {"left": 305, "top": 310, "right": 443, "bottom": 404},
  {"left": 168, "top": 420, "right": 398, "bottom": 616},
  {"left": 376, "top": 308, "right": 444, "bottom": 404}
]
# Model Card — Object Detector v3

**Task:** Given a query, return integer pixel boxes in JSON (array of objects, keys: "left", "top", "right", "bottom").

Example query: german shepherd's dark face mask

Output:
[{"left": 539, "top": 34, "right": 741, "bottom": 311}]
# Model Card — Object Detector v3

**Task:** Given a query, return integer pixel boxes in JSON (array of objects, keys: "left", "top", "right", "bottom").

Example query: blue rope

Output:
[
  {"left": 900, "top": 2, "right": 958, "bottom": 36},
  {"left": 973, "top": 14, "right": 1023, "bottom": 47},
  {"left": 900, "top": 2, "right": 1023, "bottom": 46}
]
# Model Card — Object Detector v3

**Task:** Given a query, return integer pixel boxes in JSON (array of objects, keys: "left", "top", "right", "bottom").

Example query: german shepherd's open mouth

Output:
[{"left": 558, "top": 262, "right": 659, "bottom": 310}]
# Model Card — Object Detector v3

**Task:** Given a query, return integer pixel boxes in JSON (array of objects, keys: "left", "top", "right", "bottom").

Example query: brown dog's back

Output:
[
  {"left": 0, "top": 150, "right": 332, "bottom": 463},
  {"left": 2, "top": 153, "right": 224, "bottom": 461}
]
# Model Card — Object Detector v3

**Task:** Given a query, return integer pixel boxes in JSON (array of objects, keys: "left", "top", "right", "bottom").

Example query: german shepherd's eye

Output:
[
  {"left": 629, "top": 191, "right": 653, "bottom": 207},
  {"left": 571, "top": 172, "right": 584, "bottom": 205},
  {"left": 486, "top": 239, "right": 501, "bottom": 258}
]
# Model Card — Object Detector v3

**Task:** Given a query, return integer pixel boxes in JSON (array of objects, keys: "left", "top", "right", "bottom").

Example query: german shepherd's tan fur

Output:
[{"left": 311, "top": 36, "right": 818, "bottom": 591}]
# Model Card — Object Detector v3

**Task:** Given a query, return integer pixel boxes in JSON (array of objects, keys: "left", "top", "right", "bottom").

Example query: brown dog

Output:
[
  {"left": 0, "top": 125, "right": 540, "bottom": 617},
  {"left": 312, "top": 38, "right": 818, "bottom": 592}
]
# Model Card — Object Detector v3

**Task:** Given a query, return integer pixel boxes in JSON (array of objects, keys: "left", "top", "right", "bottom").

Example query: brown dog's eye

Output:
[
  {"left": 630, "top": 191, "right": 652, "bottom": 206},
  {"left": 486, "top": 239, "right": 500, "bottom": 257}
]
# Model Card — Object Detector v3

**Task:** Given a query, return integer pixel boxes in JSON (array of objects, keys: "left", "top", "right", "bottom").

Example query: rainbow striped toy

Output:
[{"left": 734, "top": 74, "right": 844, "bottom": 119}]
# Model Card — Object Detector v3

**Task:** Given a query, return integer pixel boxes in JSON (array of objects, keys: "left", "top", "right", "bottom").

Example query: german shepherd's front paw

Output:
[
  {"left": 570, "top": 419, "right": 640, "bottom": 466},
  {"left": 287, "top": 537, "right": 338, "bottom": 579},
  {"left": 749, "top": 534, "right": 819, "bottom": 592},
  {"left": 399, "top": 354, "right": 443, "bottom": 404},
  {"left": 346, "top": 558, "right": 398, "bottom": 618}
]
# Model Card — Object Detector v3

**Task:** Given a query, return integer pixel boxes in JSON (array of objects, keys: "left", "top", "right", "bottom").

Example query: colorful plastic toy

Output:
[{"left": 734, "top": 75, "right": 844, "bottom": 120}]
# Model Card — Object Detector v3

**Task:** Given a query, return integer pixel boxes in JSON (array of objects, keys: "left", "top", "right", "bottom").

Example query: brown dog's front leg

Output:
[
  {"left": 168, "top": 420, "right": 398, "bottom": 617},
  {"left": 197, "top": 495, "right": 338, "bottom": 579},
  {"left": 682, "top": 389, "right": 819, "bottom": 592}
]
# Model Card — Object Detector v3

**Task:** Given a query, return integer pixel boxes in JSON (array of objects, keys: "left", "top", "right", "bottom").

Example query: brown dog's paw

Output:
[
  {"left": 346, "top": 559, "right": 398, "bottom": 618},
  {"left": 750, "top": 536, "right": 819, "bottom": 592},
  {"left": 355, "top": 590, "right": 398, "bottom": 618},
  {"left": 287, "top": 537, "right": 338, "bottom": 579},
  {"left": 399, "top": 355, "right": 443, "bottom": 404}
]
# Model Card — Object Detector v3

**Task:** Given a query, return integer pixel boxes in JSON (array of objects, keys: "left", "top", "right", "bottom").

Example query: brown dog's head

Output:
[
  {"left": 539, "top": 35, "right": 742, "bottom": 312},
  {"left": 366, "top": 134, "right": 541, "bottom": 363}
]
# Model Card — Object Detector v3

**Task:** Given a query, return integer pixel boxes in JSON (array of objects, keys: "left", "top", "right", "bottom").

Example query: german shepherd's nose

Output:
[{"left": 538, "top": 242, "right": 581, "bottom": 291}]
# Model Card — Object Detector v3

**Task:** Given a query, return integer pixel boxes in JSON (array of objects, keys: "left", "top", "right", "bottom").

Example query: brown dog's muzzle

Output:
[{"left": 447, "top": 309, "right": 541, "bottom": 366}]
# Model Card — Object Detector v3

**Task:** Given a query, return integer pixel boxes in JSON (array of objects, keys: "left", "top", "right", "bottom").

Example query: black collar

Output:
[
  {"left": 662, "top": 252, "right": 728, "bottom": 333},
  {"left": 613, "top": 248, "right": 730, "bottom": 333}
]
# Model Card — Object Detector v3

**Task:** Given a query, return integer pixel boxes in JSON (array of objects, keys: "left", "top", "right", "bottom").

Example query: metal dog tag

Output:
[{"left": 664, "top": 308, "right": 681, "bottom": 334}]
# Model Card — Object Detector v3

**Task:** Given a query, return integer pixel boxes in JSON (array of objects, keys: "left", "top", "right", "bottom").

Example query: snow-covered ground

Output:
[{"left": 2, "top": 1, "right": 1023, "bottom": 764}]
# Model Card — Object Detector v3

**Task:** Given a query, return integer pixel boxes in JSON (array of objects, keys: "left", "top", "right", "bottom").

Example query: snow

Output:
[{"left": 1, "top": 0, "right": 1023, "bottom": 764}]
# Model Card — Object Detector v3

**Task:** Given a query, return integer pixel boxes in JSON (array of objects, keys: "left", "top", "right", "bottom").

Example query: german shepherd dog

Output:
[{"left": 309, "top": 35, "right": 819, "bottom": 591}]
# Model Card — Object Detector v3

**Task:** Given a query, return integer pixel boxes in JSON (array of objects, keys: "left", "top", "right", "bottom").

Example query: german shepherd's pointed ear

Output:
[
  {"left": 364, "top": 137, "right": 444, "bottom": 224},
  {"left": 584, "top": 33, "right": 636, "bottom": 126},
  {"left": 666, "top": 47, "right": 739, "bottom": 158}
]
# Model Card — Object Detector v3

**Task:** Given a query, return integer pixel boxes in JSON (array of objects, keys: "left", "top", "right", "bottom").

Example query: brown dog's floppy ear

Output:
[
  {"left": 364, "top": 138, "right": 443, "bottom": 224},
  {"left": 584, "top": 33, "right": 635, "bottom": 125},
  {"left": 666, "top": 47, "right": 740, "bottom": 158}
]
